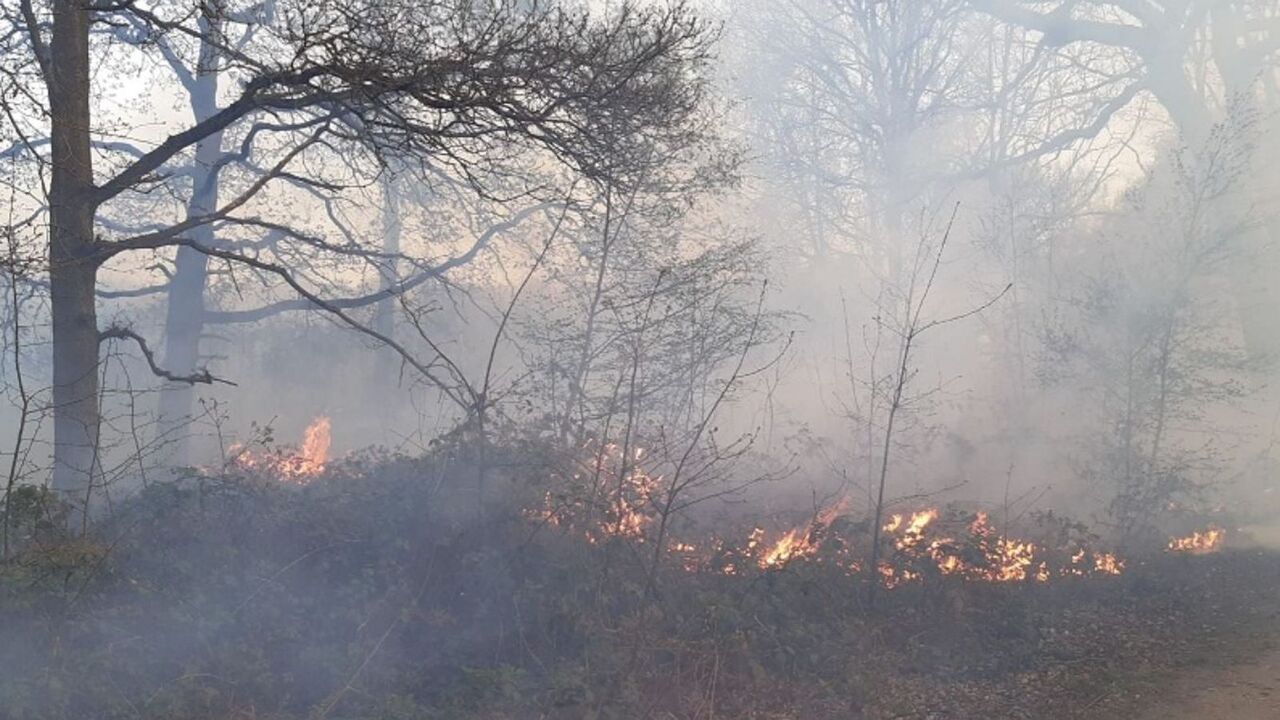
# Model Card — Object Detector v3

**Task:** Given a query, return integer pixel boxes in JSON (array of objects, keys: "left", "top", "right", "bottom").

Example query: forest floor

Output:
[
  {"left": 843, "top": 550, "right": 1280, "bottom": 720},
  {"left": 1133, "top": 646, "right": 1280, "bottom": 720},
  {"left": 7, "top": 464, "right": 1280, "bottom": 720},
  {"left": 1069, "top": 552, "right": 1280, "bottom": 720}
]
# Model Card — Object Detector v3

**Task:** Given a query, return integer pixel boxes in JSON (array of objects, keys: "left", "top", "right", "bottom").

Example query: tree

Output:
[
  {"left": 1038, "top": 121, "right": 1255, "bottom": 541},
  {"left": 973, "top": 1, "right": 1280, "bottom": 142},
  {"left": 855, "top": 210, "right": 1008, "bottom": 607},
  {"left": 731, "top": 0, "right": 975, "bottom": 267},
  {"left": 0, "top": 0, "right": 720, "bottom": 516},
  {"left": 730, "top": 0, "right": 1141, "bottom": 270},
  {"left": 973, "top": 1, "right": 1280, "bottom": 358}
]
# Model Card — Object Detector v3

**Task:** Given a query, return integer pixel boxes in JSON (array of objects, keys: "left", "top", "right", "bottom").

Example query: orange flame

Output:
[
  {"left": 757, "top": 499, "right": 850, "bottom": 570},
  {"left": 1093, "top": 552, "right": 1124, "bottom": 575},
  {"left": 891, "top": 509, "right": 938, "bottom": 551},
  {"left": 231, "top": 416, "right": 331, "bottom": 483},
  {"left": 1167, "top": 528, "right": 1224, "bottom": 554},
  {"left": 526, "top": 442, "right": 662, "bottom": 545},
  {"left": 878, "top": 510, "right": 1125, "bottom": 587},
  {"left": 525, "top": 483, "right": 1134, "bottom": 588}
]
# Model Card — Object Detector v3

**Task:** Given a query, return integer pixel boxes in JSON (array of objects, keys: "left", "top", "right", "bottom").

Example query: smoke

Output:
[{"left": 2, "top": 0, "right": 1280, "bottom": 715}]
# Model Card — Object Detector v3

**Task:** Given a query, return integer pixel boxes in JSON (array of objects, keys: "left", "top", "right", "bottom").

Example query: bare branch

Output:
[{"left": 98, "top": 324, "right": 234, "bottom": 386}]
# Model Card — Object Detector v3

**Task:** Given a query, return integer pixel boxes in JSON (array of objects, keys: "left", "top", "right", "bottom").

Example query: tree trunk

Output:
[
  {"left": 49, "top": 238, "right": 100, "bottom": 503},
  {"left": 156, "top": 240, "right": 212, "bottom": 460},
  {"left": 374, "top": 179, "right": 401, "bottom": 340},
  {"left": 48, "top": 0, "right": 101, "bottom": 517},
  {"left": 156, "top": 24, "right": 223, "bottom": 464}
]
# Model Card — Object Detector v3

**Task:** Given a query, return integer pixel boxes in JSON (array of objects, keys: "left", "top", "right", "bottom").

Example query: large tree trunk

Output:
[
  {"left": 156, "top": 25, "right": 223, "bottom": 464},
  {"left": 49, "top": 232, "right": 100, "bottom": 504},
  {"left": 48, "top": 0, "right": 101, "bottom": 517}
]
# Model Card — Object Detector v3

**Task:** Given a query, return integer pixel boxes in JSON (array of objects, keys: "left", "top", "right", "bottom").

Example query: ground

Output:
[
  {"left": 1136, "top": 648, "right": 1280, "bottom": 720},
  {"left": 1096, "top": 569, "right": 1280, "bottom": 720},
  {"left": 7, "top": 469, "right": 1280, "bottom": 720}
]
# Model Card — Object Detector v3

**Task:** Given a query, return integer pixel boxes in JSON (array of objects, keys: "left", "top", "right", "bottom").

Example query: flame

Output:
[
  {"left": 295, "top": 416, "right": 331, "bottom": 475},
  {"left": 525, "top": 441, "right": 662, "bottom": 545},
  {"left": 524, "top": 480, "right": 1135, "bottom": 589},
  {"left": 756, "top": 499, "right": 850, "bottom": 570},
  {"left": 892, "top": 509, "right": 938, "bottom": 551},
  {"left": 598, "top": 464, "right": 660, "bottom": 541},
  {"left": 747, "top": 505, "right": 1128, "bottom": 587},
  {"left": 231, "top": 416, "right": 331, "bottom": 483},
  {"left": 1035, "top": 562, "right": 1051, "bottom": 582},
  {"left": 1167, "top": 528, "right": 1224, "bottom": 554},
  {"left": 878, "top": 562, "right": 919, "bottom": 589},
  {"left": 759, "top": 527, "right": 810, "bottom": 568},
  {"left": 877, "top": 510, "right": 1125, "bottom": 587},
  {"left": 1093, "top": 552, "right": 1124, "bottom": 575}
]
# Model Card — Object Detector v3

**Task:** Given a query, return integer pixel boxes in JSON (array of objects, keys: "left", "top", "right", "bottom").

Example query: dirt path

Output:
[{"left": 1133, "top": 648, "right": 1280, "bottom": 719}]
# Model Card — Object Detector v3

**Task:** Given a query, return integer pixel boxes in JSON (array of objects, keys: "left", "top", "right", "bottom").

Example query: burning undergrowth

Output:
[
  {"left": 227, "top": 415, "right": 333, "bottom": 483},
  {"left": 0, "top": 437, "right": 1269, "bottom": 720},
  {"left": 523, "top": 444, "right": 1222, "bottom": 596}
]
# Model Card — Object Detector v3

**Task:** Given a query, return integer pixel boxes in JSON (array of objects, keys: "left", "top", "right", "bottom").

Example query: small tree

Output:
[{"left": 862, "top": 208, "right": 1009, "bottom": 607}]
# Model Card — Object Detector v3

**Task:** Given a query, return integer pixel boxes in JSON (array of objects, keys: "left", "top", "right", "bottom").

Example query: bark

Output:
[
  {"left": 156, "top": 20, "right": 223, "bottom": 463},
  {"left": 48, "top": 0, "right": 101, "bottom": 511}
]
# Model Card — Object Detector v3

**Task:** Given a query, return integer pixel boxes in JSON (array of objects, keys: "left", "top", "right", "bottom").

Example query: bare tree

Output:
[
  {"left": 0, "top": 0, "right": 721, "bottom": 518},
  {"left": 973, "top": 1, "right": 1280, "bottom": 358},
  {"left": 862, "top": 209, "right": 1009, "bottom": 607},
  {"left": 1038, "top": 121, "right": 1255, "bottom": 541},
  {"left": 972, "top": 0, "right": 1280, "bottom": 142}
]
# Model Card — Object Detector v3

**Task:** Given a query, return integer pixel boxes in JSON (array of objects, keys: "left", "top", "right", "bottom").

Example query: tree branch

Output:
[{"left": 99, "top": 324, "right": 235, "bottom": 386}]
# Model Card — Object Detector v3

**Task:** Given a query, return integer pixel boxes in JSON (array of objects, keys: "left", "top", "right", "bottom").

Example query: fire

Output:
[
  {"left": 525, "top": 477, "right": 1137, "bottom": 589},
  {"left": 525, "top": 441, "right": 663, "bottom": 545},
  {"left": 967, "top": 513, "right": 1037, "bottom": 582},
  {"left": 295, "top": 416, "right": 331, "bottom": 475},
  {"left": 757, "top": 499, "right": 850, "bottom": 570},
  {"left": 890, "top": 509, "right": 938, "bottom": 551},
  {"left": 1167, "top": 528, "right": 1224, "bottom": 554},
  {"left": 1094, "top": 552, "right": 1124, "bottom": 575},
  {"left": 759, "top": 527, "right": 810, "bottom": 568},
  {"left": 599, "top": 462, "right": 660, "bottom": 542},
  {"left": 230, "top": 416, "right": 332, "bottom": 483},
  {"left": 878, "top": 510, "right": 1125, "bottom": 587},
  {"left": 744, "top": 504, "right": 1130, "bottom": 587}
]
